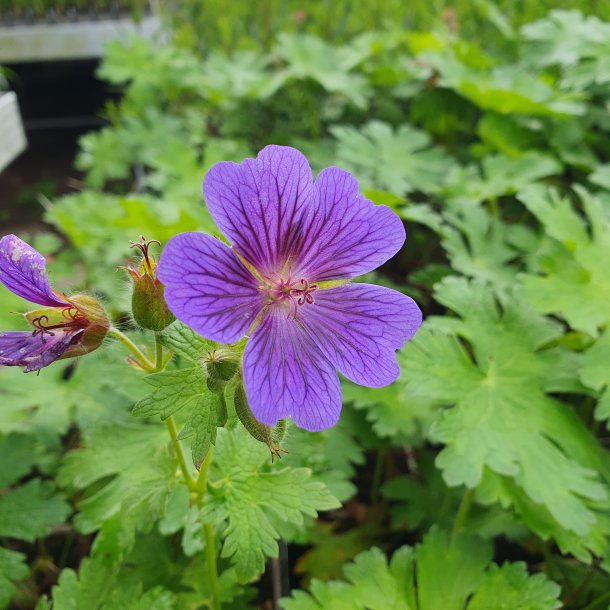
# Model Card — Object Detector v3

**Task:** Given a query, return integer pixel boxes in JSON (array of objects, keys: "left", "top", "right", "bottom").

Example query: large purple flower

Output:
[
  {"left": 157, "top": 146, "right": 422, "bottom": 431},
  {"left": 0, "top": 235, "right": 109, "bottom": 372}
]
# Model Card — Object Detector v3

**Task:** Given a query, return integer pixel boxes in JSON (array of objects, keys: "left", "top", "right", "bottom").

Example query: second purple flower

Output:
[{"left": 157, "top": 145, "right": 422, "bottom": 431}]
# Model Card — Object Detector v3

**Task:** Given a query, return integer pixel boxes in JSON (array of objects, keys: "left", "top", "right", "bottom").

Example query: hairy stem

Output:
[
  {"left": 451, "top": 487, "right": 474, "bottom": 538},
  {"left": 165, "top": 416, "right": 196, "bottom": 490},
  {"left": 204, "top": 523, "right": 221, "bottom": 610},
  {"left": 108, "top": 327, "right": 154, "bottom": 371},
  {"left": 154, "top": 332, "right": 164, "bottom": 372}
]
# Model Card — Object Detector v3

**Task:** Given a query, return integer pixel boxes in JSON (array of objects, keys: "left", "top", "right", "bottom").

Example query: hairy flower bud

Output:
[
  {"left": 204, "top": 347, "right": 239, "bottom": 393},
  {"left": 125, "top": 236, "right": 174, "bottom": 331},
  {"left": 234, "top": 381, "right": 287, "bottom": 460}
]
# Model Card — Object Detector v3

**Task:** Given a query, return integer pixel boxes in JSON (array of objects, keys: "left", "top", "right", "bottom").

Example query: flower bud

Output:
[
  {"left": 24, "top": 293, "right": 110, "bottom": 360},
  {"left": 204, "top": 347, "right": 239, "bottom": 393},
  {"left": 125, "top": 236, "right": 174, "bottom": 331},
  {"left": 234, "top": 381, "right": 287, "bottom": 460}
]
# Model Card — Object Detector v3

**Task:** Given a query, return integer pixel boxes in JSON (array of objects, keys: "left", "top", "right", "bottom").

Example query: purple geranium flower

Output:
[
  {"left": 157, "top": 146, "right": 422, "bottom": 431},
  {"left": 0, "top": 235, "right": 109, "bottom": 372}
]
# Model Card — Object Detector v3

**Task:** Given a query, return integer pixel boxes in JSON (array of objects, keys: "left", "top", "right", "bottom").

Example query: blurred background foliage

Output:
[{"left": 2, "top": 1, "right": 610, "bottom": 609}]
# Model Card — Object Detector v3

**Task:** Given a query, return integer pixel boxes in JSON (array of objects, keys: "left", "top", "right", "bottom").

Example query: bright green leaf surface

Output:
[
  {"left": 401, "top": 277, "right": 610, "bottom": 547},
  {"left": 281, "top": 528, "right": 560, "bottom": 610},
  {"left": 202, "top": 427, "right": 340, "bottom": 582}
]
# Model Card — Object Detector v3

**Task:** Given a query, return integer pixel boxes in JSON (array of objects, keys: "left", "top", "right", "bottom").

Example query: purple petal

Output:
[
  {"left": 301, "top": 284, "right": 422, "bottom": 387},
  {"left": 157, "top": 232, "right": 264, "bottom": 344},
  {"left": 242, "top": 308, "right": 342, "bottom": 432},
  {"left": 0, "top": 235, "right": 68, "bottom": 307},
  {"left": 0, "top": 329, "right": 82, "bottom": 372},
  {"left": 294, "top": 167, "right": 406, "bottom": 281},
  {"left": 203, "top": 145, "right": 313, "bottom": 275}
]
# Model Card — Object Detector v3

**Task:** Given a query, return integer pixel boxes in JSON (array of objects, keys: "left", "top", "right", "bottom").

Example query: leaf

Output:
[
  {"left": 521, "top": 10, "right": 610, "bottom": 91},
  {"left": 429, "top": 50, "right": 584, "bottom": 116},
  {"left": 468, "top": 562, "right": 561, "bottom": 610},
  {"left": 201, "top": 51, "right": 285, "bottom": 107},
  {"left": 50, "top": 555, "right": 176, "bottom": 610},
  {"left": 0, "top": 433, "right": 36, "bottom": 487},
  {"left": 160, "top": 322, "right": 216, "bottom": 362},
  {"left": 0, "top": 479, "right": 70, "bottom": 541},
  {"left": 518, "top": 185, "right": 610, "bottom": 335},
  {"left": 580, "top": 328, "right": 610, "bottom": 424},
  {"left": 282, "top": 421, "right": 364, "bottom": 504},
  {"left": 281, "top": 528, "right": 561, "bottom": 610},
  {"left": 277, "top": 34, "right": 373, "bottom": 108},
  {"left": 342, "top": 378, "right": 437, "bottom": 443},
  {"left": 331, "top": 120, "right": 454, "bottom": 195},
  {"left": 178, "top": 391, "right": 224, "bottom": 466},
  {"left": 202, "top": 426, "right": 340, "bottom": 582},
  {"left": 58, "top": 422, "right": 174, "bottom": 541},
  {"left": 0, "top": 547, "right": 28, "bottom": 608},
  {"left": 133, "top": 361, "right": 223, "bottom": 466},
  {"left": 416, "top": 528, "right": 491, "bottom": 610},
  {"left": 133, "top": 368, "right": 205, "bottom": 420},
  {"left": 0, "top": 341, "right": 146, "bottom": 430},
  {"left": 445, "top": 153, "right": 562, "bottom": 204},
  {"left": 401, "top": 277, "right": 610, "bottom": 553}
]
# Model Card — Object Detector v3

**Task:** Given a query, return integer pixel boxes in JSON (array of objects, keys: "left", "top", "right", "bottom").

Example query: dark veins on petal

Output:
[{"left": 0, "top": 329, "right": 82, "bottom": 372}]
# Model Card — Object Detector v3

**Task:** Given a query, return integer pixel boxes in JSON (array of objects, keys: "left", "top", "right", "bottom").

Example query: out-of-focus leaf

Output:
[
  {"left": 331, "top": 121, "right": 454, "bottom": 195},
  {"left": 519, "top": 185, "right": 610, "bottom": 335},
  {"left": 0, "top": 548, "right": 28, "bottom": 609},
  {"left": 0, "top": 480, "right": 70, "bottom": 541}
]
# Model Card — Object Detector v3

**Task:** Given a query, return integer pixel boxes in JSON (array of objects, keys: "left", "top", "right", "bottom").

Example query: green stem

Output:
[
  {"left": 195, "top": 447, "right": 220, "bottom": 610},
  {"left": 165, "top": 416, "right": 196, "bottom": 490},
  {"left": 451, "top": 488, "right": 474, "bottom": 538},
  {"left": 204, "top": 523, "right": 221, "bottom": 610},
  {"left": 370, "top": 447, "right": 386, "bottom": 505},
  {"left": 154, "top": 332, "right": 164, "bottom": 372},
  {"left": 108, "top": 327, "right": 154, "bottom": 371}
]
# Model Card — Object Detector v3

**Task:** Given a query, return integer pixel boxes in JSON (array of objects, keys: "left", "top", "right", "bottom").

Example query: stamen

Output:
[
  {"left": 129, "top": 235, "right": 161, "bottom": 272},
  {"left": 31, "top": 307, "right": 88, "bottom": 339},
  {"left": 261, "top": 274, "right": 318, "bottom": 318}
]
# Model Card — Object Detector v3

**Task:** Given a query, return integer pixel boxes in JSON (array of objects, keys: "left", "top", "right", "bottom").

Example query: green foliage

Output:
[
  {"left": 50, "top": 555, "right": 176, "bottom": 610},
  {"left": 332, "top": 121, "right": 454, "bottom": 195},
  {"left": 518, "top": 185, "right": 610, "bottom": 335},
  {"left": 401, "top": 277, "right": 610, "bottom": 559},
  {"left": 281, "top": 528, "right": 561, "bottom": 610},
  {"left": 202, "top": 426, "right": 340, "bottom": 582},
  {"left": 5, "top": 3, "right": 610, "bottom": 608},
  {"left": 0, "top": 480, "right": 70, "bottom": 541},
  {"left": 0, "top": 548, "right": 28, "bottom": 609},
  {"left": 58, "top": 422, "right": 174, "bottom": 539},
  {"left": 134, "top": 323, "right": 223, "bottom": 465}
]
